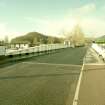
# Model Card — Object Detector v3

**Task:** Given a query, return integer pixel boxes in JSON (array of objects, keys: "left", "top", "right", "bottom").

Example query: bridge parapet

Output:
[
  {"left": 92, "top": 43, "right": 105, "bottom": 60},
  {"left": 5, "top": 44, "right": 69, "bottom": 56}
]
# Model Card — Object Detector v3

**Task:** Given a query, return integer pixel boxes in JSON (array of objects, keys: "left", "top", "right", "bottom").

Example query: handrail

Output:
[
  {"left": 5, "top": 44, "right": 69, "bottom": 56},
  {"left": 92, "top": 43, "right": 105, "bottom": 60}
]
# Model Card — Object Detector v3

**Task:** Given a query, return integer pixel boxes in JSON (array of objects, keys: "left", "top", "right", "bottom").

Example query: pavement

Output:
[
  {"left": 78, "top": 64, "right": 105, "bottom": 105},
  {"left": 76, "top": 47, "right": 105, "bottom": 105}
]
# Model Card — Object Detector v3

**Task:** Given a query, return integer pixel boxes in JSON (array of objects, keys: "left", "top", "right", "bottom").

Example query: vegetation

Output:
[
  {"left": 0, "top": 40, "right": 5, "bottom": 46},
  {"left": 63, "top": 25, "right": 86, "bottom": 47},
  {"left": 70, "top": 25, "right": 85, "bottom": 46},
  {"left": 95, "top": 40, "right": 105, "bottom": 44},
  {"left": 11, "top": 32, "right": 63, "bottom": 46},
  {"left": 95, "top": 35, "right": 105, "bottom": 44}
]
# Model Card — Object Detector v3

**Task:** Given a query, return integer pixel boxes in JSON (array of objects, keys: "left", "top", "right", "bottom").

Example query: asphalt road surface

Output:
[
  {"left": 0, "top": 47, "right": 87, "bottom": 105},
  {"left": 1, "top": 46, "right": 104, "bottom": 105},
  {"left": 26, "top": 47, "right": 87, "bottom": 65},
  {"left": 0, "top": 47, "right": 86, "bottom": 105}
]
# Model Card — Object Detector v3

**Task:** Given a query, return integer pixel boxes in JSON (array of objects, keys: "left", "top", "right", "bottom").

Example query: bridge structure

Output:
[
  {"left": 92, "top": 43, "right": 105, "bottom": 60},
  {"left": 0, "top": 44, "right": 105, "bottom": 105},
  {"left": 5, "top": 44, "right": 69, "bottom": 56},
  {"left": 0, "top": 44, "right": 70, "bottom": 65}
]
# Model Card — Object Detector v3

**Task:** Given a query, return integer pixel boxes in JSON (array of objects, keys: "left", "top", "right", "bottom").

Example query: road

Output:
[
  {"left": 0, "top": 47, "right": 87, "bottom": 105},
  {"left": 1, "top": 46, "right": 104, "bottom": 105}
]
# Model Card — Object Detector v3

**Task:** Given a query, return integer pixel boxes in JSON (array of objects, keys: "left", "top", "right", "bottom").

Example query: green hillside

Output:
[
  {"left": 11, "top": 32, "right": 63, "bottom": 46},
  {"left": 95, "top": 35, "right": 105, "bottom": 43}
]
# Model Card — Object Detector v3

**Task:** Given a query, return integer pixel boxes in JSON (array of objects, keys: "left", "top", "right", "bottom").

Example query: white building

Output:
[
  {"left": 64, "top": 40, "right": 71, "bottom": 46},
  {"left": 10, "top": 43, "right": 29, "bottom": 49}
]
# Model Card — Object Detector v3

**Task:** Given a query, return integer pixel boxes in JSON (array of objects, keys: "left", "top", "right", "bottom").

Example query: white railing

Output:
[
  {"left": 92, "top": 43, "right": 105, "bottom": 60},
  {"left": 5, "top": 44, "right": 69, "bottom": 56},
  {"left": 0, "top": 46, "right": 6, "bottom": 55}
]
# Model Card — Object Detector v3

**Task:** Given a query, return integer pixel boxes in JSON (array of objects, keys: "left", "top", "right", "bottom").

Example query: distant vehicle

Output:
[{"left": 74, "top": 42, "right": 85, "bottom": 47}]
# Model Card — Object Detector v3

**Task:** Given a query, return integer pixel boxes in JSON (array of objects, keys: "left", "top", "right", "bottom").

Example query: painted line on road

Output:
[
  {"left": 72, "top": 63, "right": 84, "bottom": 105},
  {"left": 22, "top": 62, "right": 82, "bottom": 67},
  {"left": 72, "top": 47, "right": 89, "bottom": 105},
  {"left": 85, "top": 63, "right": 105, "bottom": 65}
]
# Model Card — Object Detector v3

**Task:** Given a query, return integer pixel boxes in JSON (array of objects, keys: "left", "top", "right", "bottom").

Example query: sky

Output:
[{"left": 0, "top": 0, "right": 105, "bottom": 40}]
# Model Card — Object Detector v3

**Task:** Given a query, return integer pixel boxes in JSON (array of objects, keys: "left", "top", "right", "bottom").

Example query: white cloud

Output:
[
  {"left": 24, "top": 14, "right": 105, "bottom": 38},
  {"left": 0, "top": 3, "right": 105, "bottom": 40},
  {"left": 25, "top": 13, "right": 105, "bottom": 38},
  {"left": 64, "top": 3, "right": 105, "bottom": 37},
  {"left": 0, "top": 23, "right": 26, "bottom": 41},
  {"left": 66, "top": 3, "right": 96, "bottom": 19},
  {"left": 81, "top": 18, "right": 105, "bottom": 37},
  {"left": 77, "top": 3, "right": 96, "bottom": 14},
  {"left": 25, "top": 16, "right": 77, "bottom": 37}
]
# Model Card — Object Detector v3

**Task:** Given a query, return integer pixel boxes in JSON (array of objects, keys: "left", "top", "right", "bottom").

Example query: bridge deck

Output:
[{"left": 0, "top": 47, "right": 87, "bottom": 105}]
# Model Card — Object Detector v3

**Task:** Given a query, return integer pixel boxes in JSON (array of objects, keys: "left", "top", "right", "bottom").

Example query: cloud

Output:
[
  {"left": 81, "top": 18, "right": 105, "bottom": 37},
  {"left": 77, "top": 3, "right": 96, "bottom": 14},
  {"left": 25, "top": 16, "right": 77, "bottom": 37},
  {"left": 0, "top": 22, "right": 26, "bottom": 41},
  {"left": 67, "top": 3, "right": 96, "bottom": 19},
  {"left": 64, "top": 3, "right": 105, "bottom": 37},
  {"left": 11, "top": 3, "right": 105, "bottom": 38},
  {"left": 0, "top": 3, "right": 104, "bottom": 40}
]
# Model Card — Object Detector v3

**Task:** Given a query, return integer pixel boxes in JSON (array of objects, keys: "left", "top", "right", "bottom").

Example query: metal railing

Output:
[
  {"left": 92, "top": 43, "right": 105, "bottom": 60},
  {"left": 5, "top": 44, "right": 69, "bottom": 56}
]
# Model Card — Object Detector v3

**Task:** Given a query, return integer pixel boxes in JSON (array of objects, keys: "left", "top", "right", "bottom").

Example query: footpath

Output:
[{"left": 77, "top": 47, "right": 105, "bottom": 105}]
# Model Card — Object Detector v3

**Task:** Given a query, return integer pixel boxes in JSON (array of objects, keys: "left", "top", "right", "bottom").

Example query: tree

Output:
[
  {"left": 33, "top": 37, "right": 38, "bottom": 44},
  {"left": 71, "top": 25, "right": 85, "bottom": 46},
  {"left": 47, "top": 37, "right": 54, "bottom": 44},
  {"left": 0, "top": 40, "right": 5, "bottom": 46},
  {"left": 62, "top": 24, "right": 85, "bottom": 47}
]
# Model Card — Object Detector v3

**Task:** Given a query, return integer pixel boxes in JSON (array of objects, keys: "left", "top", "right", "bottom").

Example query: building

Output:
[
  {"left": 64, "top": 40, "right": 70, "bottom": 46},
  {"left": 10, "top": 42, "right": 30, "bottom": 49}
]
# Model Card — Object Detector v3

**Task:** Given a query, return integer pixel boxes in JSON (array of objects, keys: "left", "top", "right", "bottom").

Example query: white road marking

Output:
[
  {"left": 85, "top": 63, "right": 105, "bottom": 66},
  {"left": 22, "top": 62, "right": 82, "bottom": 67},
  {"left": 72, "top": 63, "right": 84, "bottom": 105}
]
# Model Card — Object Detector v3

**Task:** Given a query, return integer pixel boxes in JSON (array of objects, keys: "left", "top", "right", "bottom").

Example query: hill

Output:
[
  {"left": 95, "top": 35, "right": 105, "bottom": 43},
  {"left": 11, "top": 32, "right": 63, "bottom": 46}
]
